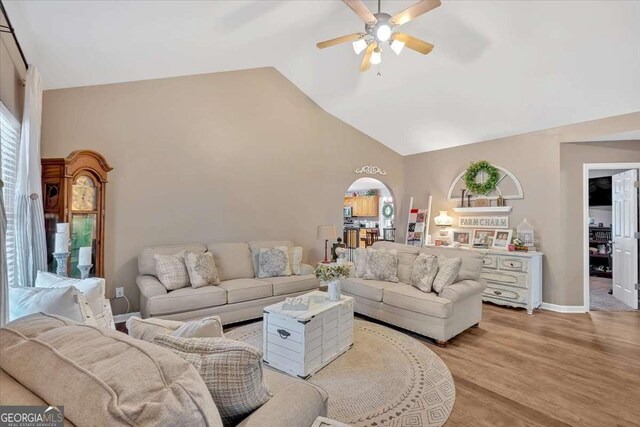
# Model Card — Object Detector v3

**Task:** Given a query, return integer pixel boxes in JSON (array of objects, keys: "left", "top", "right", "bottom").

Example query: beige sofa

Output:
[
  {"left": 0, "top": 313, "right": 328, "bottom": 427},
  {"left": 341, "top": 241, "right": 486, "bottom": 346},
  {"left": 137, "top": 241, "right": 319, "bottom": 324}
]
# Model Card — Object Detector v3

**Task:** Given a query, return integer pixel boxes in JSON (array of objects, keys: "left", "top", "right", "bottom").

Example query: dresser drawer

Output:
[
  {"left": 484, "top": 284, "right": 526, "bottom": 304},
  {"left": 482, "top": 255, "right": 498, "bottom": 269},
  {"left": 499, "top": 256, "right": 528, "bottom": 272},
  {"left": 481, "top": 270, "right": 528, "bottom": 289}
]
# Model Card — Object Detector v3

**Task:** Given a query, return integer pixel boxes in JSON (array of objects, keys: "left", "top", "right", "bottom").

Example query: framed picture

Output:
[
  {"left": 473, "top": 229, "right": 497, "bottom": 247},
  {"left": 449, "top": 229, "right": 471, "bottom": 246},
  {"left": 493, "top": 230, "right": 513, "bottom": 249}
]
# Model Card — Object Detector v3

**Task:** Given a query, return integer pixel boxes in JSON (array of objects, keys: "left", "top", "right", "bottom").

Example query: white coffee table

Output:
[{"left": 262, "top": 290, "right": 354, "bottom": 379}]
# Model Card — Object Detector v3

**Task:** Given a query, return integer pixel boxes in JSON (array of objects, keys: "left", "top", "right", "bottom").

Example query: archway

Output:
[{"left": 342, "top": 178, "right": 395, "bottom": 255}]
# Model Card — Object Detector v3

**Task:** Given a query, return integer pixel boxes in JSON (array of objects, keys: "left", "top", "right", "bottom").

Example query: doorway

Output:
[
  {"left": 583, "top": 163, "right": 640, "bottom": 312},
  {"left": 343, "top": 178, "right": 394, "bottom": 255}
]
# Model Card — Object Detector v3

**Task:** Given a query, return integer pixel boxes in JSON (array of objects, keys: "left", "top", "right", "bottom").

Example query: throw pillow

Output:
[
  {"left": 257, "top": 246, "right": 291, "bottom": 278},
  {"left": 410, "top": 253, "right": 439, "bottom": 293},
  {"left": 290, "top": 246, "right": 303, "bottom": 275},
  {"left": 153, "top": 251, "right": 190, "bottom": 290},
  {"left": 153, "top": 335, "right": 271, "bottom": 426},
  {"left": 432, "top": 256, "right": 463, "bottom": 294},
  {"left": 9, "top": 286, "right": 97, "bottom": 326},
  {"left": 35, "top": 271, "right": 108, "bottom": 325},
  {"left": 184, "top": 252, "right": 220, "bottom": 288},
  {"left": 127, "top": 316, "right": 224, "bottom": 342},
  {"left": 364, "top": 248, "right": 399, "bottom": 282},
  {"left": 354, "top": 247, "right": 368, "bottom": 278}
]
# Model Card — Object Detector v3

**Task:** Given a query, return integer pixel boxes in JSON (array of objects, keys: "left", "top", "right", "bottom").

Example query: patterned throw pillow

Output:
[
  {"left": 354, "top": 247, "right": 368, "bottom": 278},
  {"left": 154, "top": 252, "right": 190, "bottom": 290},
  {"left": 410, "top": 253, "right": 439, "bottom": 293},
  {"left": 432, "top": 256, "right": 463, "bottom": 294},
  {"left": 153, "top": 335, "right": 271, "bottom": 426},
  {"left": 290, "top": 246, "right": 303, "bottom": 275},
  {"left": 258, "top": 246, "right": 291, "bottom": 278},
  {"left": 185, "top": 252, "right": 220, "bottom": 288},
  {"left": 364, "top": 248, "right": 399, "bottom": 282}
]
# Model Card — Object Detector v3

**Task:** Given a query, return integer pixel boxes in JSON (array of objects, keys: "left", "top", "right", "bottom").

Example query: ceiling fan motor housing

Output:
[{"left": 367, "top": 12, "right": 393, "bottom": 41}]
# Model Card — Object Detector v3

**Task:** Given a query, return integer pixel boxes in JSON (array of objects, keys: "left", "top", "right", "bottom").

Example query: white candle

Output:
[
  {"left": 79, "top": 246, "right": 92, "bottom": 266},
  {"left": 54, "top": 232, "right": 68, "bottom": 254},
  {"left": 56, "top": 223, "right": 69, "bottom": 239}
]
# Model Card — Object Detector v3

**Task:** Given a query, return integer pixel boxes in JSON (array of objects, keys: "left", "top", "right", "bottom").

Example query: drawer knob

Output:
[
  {"left": 276, "top": 329, "right": 290, "bottom": 339},
  {"left": 494, "top": 290, "right": 502, "bottom": 296},
  {"left": 509, "top": 262, "right": 515, "bottom": 266}
]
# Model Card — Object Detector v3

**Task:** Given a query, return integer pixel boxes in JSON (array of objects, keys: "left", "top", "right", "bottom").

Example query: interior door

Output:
[{"left": 612, "top": 169, "right": 639, "bottom": 309}]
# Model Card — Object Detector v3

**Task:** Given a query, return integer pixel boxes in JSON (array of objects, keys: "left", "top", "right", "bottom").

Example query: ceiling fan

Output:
[{"left": 316, "top": 0, "right": 441, "bottom": 72}]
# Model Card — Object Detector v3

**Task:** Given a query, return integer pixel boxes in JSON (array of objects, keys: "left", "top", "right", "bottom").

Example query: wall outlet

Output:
[{"left": 115, "top": 287, "right": 124, "bottom": 298}]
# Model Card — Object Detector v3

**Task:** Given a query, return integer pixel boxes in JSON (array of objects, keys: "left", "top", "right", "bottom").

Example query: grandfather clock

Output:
[{"left": 42, "top": 150, "right": 112, "bottom": 278}]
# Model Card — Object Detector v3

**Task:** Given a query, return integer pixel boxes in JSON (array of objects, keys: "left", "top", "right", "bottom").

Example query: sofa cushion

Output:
[
  {"left": 147, "top": 285, "right": 227, "bottom": 316},
  {"left": 154, "top": 335, "right": 271, "bottom": 426},
  {"left": 154, "top": 252, "right": 190, "bottom": 290},
  {"left": 127, "top": 316, "right": 224, "bottom": 342},
  {"left": 420, "top": 246, "right": 483, "bottom": 282},
  {"left": 0, "top": 313, "right": 222, "bottom": 427},
  {"left": 219, "top": 279, "right": 273, "bottom": 304},
  {"left": 208, "top": 242, "right": 255, "bottom": 281},
  {"left": 267, "top": 275, "right": 318, "bottom": 296},
  {"left": 9, "top": 286, "right": 97, "bottom": 326},
  {"left": 364, "top": 248, "right": 399, "bottom": 282},
  {"left": 432, "top": 256, "right": 463, "bottom": 294},
  {"left": 382, "top": 286, "right": 453, "bottom": 319},
  {"left": 372, "top": 241, "right": 419, "bottom": 283},
  {"left": 248, "top": 240, "right": 294, "bottom": 276},
  {"left": 35, "top": 272, "right": 107, "bottom": 323},
  {"left": 341, "top": 277, "right": 402, "bottom": 302},
  {"left": 257, "top": 246, "right": 292, "bottom": 278},
  {"left": 185, "top": 252, "right": 221, "bottom": 288},
  {"left": 410, "top": 253, "right": 439, "bottom": 293},
  {"left": 139, "top": 243, "right": 207, "bottom": 276}
]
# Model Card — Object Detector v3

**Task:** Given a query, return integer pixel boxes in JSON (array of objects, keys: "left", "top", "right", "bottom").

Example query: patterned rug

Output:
[{"left": 226, "top": 319, "right": 455, "bottom": 427}]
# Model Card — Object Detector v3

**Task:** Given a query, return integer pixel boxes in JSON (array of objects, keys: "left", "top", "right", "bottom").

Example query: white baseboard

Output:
[
  {"left": 540, "top": 303, "right": 586, "bottom": 313},
  {"left": 113, "top": 312, "right": 141, "bottom": 324}
]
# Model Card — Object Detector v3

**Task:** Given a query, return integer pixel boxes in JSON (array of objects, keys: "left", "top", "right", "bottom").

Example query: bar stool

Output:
[
  {"left": 365, "top": 229, "right": 379, "bottom": 247},
  {"left": 383, "top": 228, "right": 396, "bottom": 242},
  {"left": 343, "top": 228, "right": 359, "bottom": 261}
]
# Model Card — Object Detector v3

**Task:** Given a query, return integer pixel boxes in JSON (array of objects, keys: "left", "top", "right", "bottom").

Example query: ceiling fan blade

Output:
[
  {"left": 343, "top": 0, "right": 376, "bottom": 24},
  {"left": 360, "top": 43, "right": 376, "bottom": 72},
  {"left": 392, "top": 32, "right": 434, "bottom": 54},
  {"left": 316, "top": 33, "right": 365, "bottom": 49},
  {"left": 390, "top": 0, "right": 441, "bottom": 26}
]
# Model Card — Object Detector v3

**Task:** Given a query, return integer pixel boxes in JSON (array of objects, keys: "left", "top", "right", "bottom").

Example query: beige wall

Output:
[
  {"left": 0, "top": 37, "right": 24, "bottom": 120},
  {"left": 40, "top": 67, "right": 404, "bottom": 314},
  {"left": 403, "top": 113, "right": 640, "bottom": 307}
]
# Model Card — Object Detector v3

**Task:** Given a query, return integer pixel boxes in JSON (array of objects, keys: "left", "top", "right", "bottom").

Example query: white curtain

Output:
[
  {"left": 13, "top": 67, "right": 47, "bottom": 287},
  {"left": 0, "top": 178, "right": 8, "bottom": 326}
]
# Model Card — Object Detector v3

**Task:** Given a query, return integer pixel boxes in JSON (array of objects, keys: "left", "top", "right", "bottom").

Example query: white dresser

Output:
[
  {"left": 479, "top": 250, "right": 543, "bottom": 314},
  {"left": 262, "top": 291, "right": 354, "bottom": 379}
]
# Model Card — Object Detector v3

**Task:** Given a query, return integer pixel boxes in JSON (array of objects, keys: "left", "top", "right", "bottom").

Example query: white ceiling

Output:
[{"left": 5, "top": 0, "right": 640, "bottom": 155}]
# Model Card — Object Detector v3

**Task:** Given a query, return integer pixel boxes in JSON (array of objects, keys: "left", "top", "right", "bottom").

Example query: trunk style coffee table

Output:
[{"left": 262, "top": 290, "right": 354, "bottom": 379}]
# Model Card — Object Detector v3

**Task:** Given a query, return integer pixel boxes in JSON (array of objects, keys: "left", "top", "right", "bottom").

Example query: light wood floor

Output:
[{"left": 377, "top": 303, "right": 640, "bottom": 427}]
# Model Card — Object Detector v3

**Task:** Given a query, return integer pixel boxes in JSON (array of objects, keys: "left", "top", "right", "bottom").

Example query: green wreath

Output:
[
  {"left": 382, "top": 203, "right": 394, "bottom": 219},
  {"left": 464, "top": 161, "right": 500, "bottom": 195}
]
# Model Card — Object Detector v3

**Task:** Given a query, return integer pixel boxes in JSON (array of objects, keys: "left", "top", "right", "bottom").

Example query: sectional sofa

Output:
[
  {"left": 341, "top": 241, "right": 486, "bottom": 346},
  {"left": 136, "top": 240, "right": 319, "bottom": 324}
]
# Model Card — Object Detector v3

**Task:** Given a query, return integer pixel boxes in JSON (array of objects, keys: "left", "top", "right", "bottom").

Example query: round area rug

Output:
[{"left": 226, "top": 319, "right": 455, "bottom": 427}]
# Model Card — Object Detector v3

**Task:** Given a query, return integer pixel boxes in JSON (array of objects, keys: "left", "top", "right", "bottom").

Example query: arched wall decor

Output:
[
  {"left": 354, "top": 165, "right": 387, "bottom": 175},
  {"left": 447, "top": 164, "right": 524, "bottom": 201}
]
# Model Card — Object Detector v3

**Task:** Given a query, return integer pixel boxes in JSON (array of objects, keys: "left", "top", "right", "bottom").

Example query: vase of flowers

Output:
[{"left": 315, "top": 264, "right": 351, "bottom": 302}]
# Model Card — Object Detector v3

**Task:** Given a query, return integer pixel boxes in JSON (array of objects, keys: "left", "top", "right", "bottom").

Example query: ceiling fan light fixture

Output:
[
  {"left": 371, "top": 47, "right": 382, "bottom": 64},
  {"left": 352, "top": 38, "right": 368, "bottom": 55},
  {"left": 375, "top": 24, "right": 392, "bottom": 42},
  {"left": 391, "top": 39, "right": 405, "bottom": 55}
]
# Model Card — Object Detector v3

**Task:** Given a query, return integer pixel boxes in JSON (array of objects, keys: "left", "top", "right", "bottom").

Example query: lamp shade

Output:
[
  {"left": 317, "top": 225, "right": 337, "bottom": 240},
  {"left": 434, "top": 211, "right": 453, "bottom": 226}
]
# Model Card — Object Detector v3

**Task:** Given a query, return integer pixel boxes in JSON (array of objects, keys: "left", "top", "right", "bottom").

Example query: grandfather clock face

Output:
[{"left": 72, "top": 175, "right": 97, "bottom": 211}]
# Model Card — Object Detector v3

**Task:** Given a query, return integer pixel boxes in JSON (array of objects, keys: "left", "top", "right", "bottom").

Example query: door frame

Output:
[{"left": 582, "top": 162, "right": 640, "bottom": 311}]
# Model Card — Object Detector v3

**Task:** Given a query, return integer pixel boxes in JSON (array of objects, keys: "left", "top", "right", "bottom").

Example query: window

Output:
[{"left": 0, "top": 102, "right": 21, "bottom": 287}]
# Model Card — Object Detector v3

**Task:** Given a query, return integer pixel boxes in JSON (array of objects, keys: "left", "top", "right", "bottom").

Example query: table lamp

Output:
[
  {"left": 317, "top": 225, "right": 337, "bottom": 264},
  {"left": 434, "top": 211, "right": 453, "bottom": 238}
]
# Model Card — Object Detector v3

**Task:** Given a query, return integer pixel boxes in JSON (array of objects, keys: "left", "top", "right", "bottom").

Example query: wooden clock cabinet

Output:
[{"left": 41, "top": 150, "right": 112, "bottom": 278}]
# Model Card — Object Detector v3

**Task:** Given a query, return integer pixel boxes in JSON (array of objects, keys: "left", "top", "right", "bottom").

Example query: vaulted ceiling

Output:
[{"left": 5, "top": 0, "right": 640, "bottom": 155}]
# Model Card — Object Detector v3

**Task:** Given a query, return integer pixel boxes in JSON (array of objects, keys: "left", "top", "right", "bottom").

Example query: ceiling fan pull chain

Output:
[{"left": 377, "top": 64, "right": 382, "bottom": 77}]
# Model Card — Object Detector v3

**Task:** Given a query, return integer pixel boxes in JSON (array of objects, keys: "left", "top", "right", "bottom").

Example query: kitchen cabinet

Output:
[{"left": 344, "top": 196, "right": 379, "bottom": 217}]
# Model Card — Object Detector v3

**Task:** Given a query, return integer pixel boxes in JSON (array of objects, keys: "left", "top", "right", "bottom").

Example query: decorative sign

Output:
[
  {"left": 458, "top": 216, "right": 509, "bottom": 229},
  {"left": 354, "top": 165, "right": 387, "bottom": 175}
]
